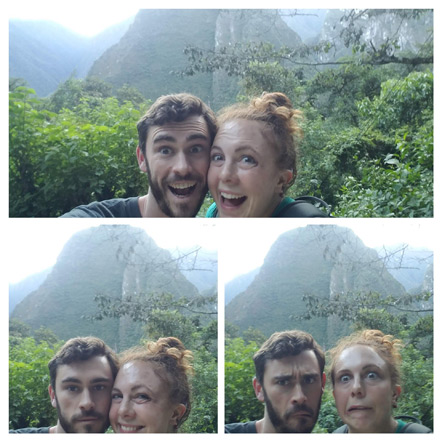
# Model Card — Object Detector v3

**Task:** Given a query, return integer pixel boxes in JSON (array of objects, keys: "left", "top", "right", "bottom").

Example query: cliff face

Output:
[
  {"left": 225, "top": 225, "right": 406, "bottom": 348},
  {"left": 88, "top": 9, "right": 302, "bottom": 110},
  {"left": 11, "top": 225, "right": 199, "bottom": 350}
]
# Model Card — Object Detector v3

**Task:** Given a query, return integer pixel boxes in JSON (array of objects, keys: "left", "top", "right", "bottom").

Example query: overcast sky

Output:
[
  {"left": 7, "top": 1, "right": 429, "bottom": 36},
  {"left": 6, "top": 218, "right": 434, "bottom": 285}
]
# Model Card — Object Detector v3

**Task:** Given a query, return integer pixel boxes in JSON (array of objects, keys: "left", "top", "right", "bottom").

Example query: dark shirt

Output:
[
  {"left": 60, "top": 197, "right": 141, "bottom": 218},
  {"left": 225, "top": 421, "right": 258, "bottom": 433},
  {"left": 9, "top": 427, "right": 50, "bottom": 433},
  {"left": 333, "top": 420, "right": 432, "bottom": 433}
]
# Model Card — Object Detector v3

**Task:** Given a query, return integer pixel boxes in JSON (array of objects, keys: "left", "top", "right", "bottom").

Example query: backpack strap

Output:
[{"left": 277, "top": 196, "right": 332, "bottom": 218}]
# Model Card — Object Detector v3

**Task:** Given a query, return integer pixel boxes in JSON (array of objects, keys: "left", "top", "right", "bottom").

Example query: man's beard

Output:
[
  {"left": 55, "top": 397, "right": 108, "bottom": 433},
  {"left": 263, "top": 388, "right": 320, "bottom": 433},
  {"left": 146, "top": 161, "right": 207, "bottom": 217}
]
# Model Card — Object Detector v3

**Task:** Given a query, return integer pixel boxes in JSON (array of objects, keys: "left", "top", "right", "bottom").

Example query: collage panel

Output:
[
  {"left": 8, "top": 219, "right": 218, "bottom": 435},
  {"left": 221, "top": 219, "right": 434, "bottom": 434}
]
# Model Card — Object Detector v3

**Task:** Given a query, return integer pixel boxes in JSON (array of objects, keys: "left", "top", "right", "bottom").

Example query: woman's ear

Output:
[
  {"left": 170, "top": 403, "right": 187, "bottom": 430},
  {"left": 277, "top": 169, "right": 293, "bottom": 197},
  {"left": 392, "top": 385, "right": 402, "bottom": 408}
]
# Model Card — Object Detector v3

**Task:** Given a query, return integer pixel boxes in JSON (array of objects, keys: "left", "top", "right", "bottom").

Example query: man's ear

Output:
[
  {"left": 253, "top": 377, "right": 265, "bottom": 403},
  {"left": 48, "top": 385, "right": 57, "bottom": 409},
  {"left": 136, "top": 145, "right": 147, "bottom": 172},
  {"left": 321, "top": 373, "right": 326, "bottom": 392}
]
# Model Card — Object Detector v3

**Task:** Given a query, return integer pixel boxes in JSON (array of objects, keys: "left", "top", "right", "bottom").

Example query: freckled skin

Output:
[
  {"left": 137, "top": 116, "right": 211, "bottom": 217},
  {"left": 109, "top": 361, "right": 185, "bottom": 433},
  {"left": 208, "top": 119, "right": 292, "bottom": 217},
  {"left": 333, "top": 345, "right": 401, "bottom": 433}
]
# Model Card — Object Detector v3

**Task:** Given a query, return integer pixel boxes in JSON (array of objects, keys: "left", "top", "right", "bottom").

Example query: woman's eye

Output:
[
  {"left": 339, "top": 374, "right": 351, "bottom": 383},
  {"left": 367, "top": 371, "right": 379, "bottom": 380},
  {"left": 134, "top": 394, "right": 151, "bottom": 403},
  {"left": 211, "top": 153, "right": 223, "bottom": 162},
  {"left": 240, "top": 155, "right": 257, "bottom": 165},
  {"left": 111, "top": 393, "right": 122, "bottom": 401},
  {"left": 159, "top": 147, "right": 172, "bottom": 155},
  {"left": 277, "top": 379, "right": 289, "bottom": 386}
]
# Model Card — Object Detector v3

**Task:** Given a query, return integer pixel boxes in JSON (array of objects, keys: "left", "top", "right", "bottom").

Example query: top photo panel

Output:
[{"left": 9, "top": 9, "right": 433, "bottom": 218}]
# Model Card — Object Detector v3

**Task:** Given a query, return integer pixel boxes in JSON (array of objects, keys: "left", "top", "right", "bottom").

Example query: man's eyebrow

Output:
[
  {"left": 61, "top": 377, "right": 112, "bottom": 384},
  {"left": 152, "top": 134, "right": 176, "bottom": 144},
  {"left": 186, "top": 133, "right": 209, "bottom": 142}
]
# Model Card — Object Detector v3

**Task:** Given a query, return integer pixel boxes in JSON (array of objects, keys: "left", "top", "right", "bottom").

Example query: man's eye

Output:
[
  {"left": 67, "top": 386, "right": 79, "bottom": 392},
  {"left": 159, "top": 147, "right": 172, "bottom": 155},
  {"left": 94, "top": 385, "right": 106, "bottom": 391},
  {"left": 277, "top": 379, "right": 289, "bottom": 386},
  {"left": 190, "top": 145, "right": 204, "bottom": 154},
  {"left": 303, "top": 376, "right": 316, "bottom": 385}
]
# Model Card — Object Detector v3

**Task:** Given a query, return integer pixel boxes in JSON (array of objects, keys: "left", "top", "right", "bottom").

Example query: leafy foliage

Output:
[{"left": 9, "top": 337, "right": 61, "bottom": 430}]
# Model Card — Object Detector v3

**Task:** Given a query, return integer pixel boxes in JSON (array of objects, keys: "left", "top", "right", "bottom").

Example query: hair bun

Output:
[{"left": 260, "top": 91, "right": 293, "bottom": 110}]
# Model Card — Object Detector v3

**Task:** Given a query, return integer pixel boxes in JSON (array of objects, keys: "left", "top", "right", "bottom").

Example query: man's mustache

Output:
[
  {"left": 72, "top": 410, "right": 104, "bottom": 422},
  {"left": 283, "top": 404, "right": 314, "bottom": 419}
]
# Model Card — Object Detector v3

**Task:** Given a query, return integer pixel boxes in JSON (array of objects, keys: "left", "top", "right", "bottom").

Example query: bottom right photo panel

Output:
[{"left": 223, "top": 220, "right": 433, "bottom": 434}]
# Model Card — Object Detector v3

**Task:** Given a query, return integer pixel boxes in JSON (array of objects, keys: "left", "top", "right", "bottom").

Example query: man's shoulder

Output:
[
  {"left": 60, "top": 197, "right": 141, "bottom": 218},
  {"left": 9, "top": 427, "right": 51, "bottom": 433},
  {"left": 225, "top": 421, "right": 257, "bottom": 433}
]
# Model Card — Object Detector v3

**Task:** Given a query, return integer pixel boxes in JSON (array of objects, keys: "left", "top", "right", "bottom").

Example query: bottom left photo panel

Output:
[{"left": 7, "top": 219, "right": 218, "bottom": 435}]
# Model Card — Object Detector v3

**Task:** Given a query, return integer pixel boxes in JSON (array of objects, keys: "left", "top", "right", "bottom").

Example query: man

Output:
[
  {"left": 61, "top": 93, "right": 217, "bottom": 218},
  {"left": 225, "top": 330, "right": 326, "bottom": 433},
  {"left": 9, "top": 336, "right": 119, "bottom": 433}
]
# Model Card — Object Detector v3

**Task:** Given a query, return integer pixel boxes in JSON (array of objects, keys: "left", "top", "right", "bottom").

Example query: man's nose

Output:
[
  {"left": 290, "top": 383, "right": 307, "bottom": 404},
  {"left": 172, "top": 151, "right": 192, "bottom": 176},
  {"left": 79, "top": 389, "right": 95, "bottom": 411}
]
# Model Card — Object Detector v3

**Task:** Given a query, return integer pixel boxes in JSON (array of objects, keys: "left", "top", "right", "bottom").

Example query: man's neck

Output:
[
  {"left": 255, "top": 416, "right": 276, "bottom": 433},
  {"left": 49, "top": 423, "right": 64, "bottom": 433},
  {"left": 138, "top": 193, "right": 169, "bottom": 217}
]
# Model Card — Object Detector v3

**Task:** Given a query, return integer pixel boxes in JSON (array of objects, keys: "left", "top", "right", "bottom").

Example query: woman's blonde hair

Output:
[
  {"left": 328, "top": 329, "right": 403, "bottom": 387},
  {"left": 119, "top": 337, "right": 194, "bottom": 429},
  {"left": 217, "top": 92, "right": 303, "bottom": 189}
]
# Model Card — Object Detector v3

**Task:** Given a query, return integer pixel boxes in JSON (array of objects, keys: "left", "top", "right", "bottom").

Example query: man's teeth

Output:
[
  {"left": 221, "top": 192, "right": 245, "bottom": 200},
  {"left": 170, "top": 182, "right": 196, "bottom": 189}
]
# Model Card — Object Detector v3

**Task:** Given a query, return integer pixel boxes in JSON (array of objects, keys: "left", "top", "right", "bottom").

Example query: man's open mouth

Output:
[
  {"left": 169, "top": 181, "right": 196, "bottom": 197},
  {"left": 220, "top": 192, "right": 247, "bottom": 207}
]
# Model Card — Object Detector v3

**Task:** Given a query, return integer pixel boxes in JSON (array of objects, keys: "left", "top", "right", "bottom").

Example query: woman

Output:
[
  {"left": 110, "top": 337, "right": 193, "bottom": 433},
  {"left": 329, "top": 329, "right": 431, "bottom": 433},
  {"left": 206, "top": 92, "right": 328, "bottom": 217}
]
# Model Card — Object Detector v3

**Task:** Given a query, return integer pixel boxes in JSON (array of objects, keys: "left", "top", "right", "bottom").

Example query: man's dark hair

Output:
[
  {"left": 48, "top": 336, "right": 119, "bottom": 389},
  {"left": 253, "top": 330, "right": 325, "bottom": 385},
  {"left": 137, "top": 93, "right": 217, "bottom": 155}
]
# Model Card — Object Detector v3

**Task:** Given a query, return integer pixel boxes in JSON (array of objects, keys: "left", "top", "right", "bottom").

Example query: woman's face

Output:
[
  {"left": 208, "top": 119, "right": 292, "bottom": 217},
  {"left": 109, "top": 361, "right": 185, "bottom": 433},
  {"left": 332, "top": 345, "right": 401, "bottom": 433}
]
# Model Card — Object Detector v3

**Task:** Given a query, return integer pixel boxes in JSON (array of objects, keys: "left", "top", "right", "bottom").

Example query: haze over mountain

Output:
[
  {"left": 10, "top": 9, "right": 432, "bottom": 107},
  {"left": 225, "top": 225, "right": 433, "bottom": 349},
  {"left": 10, "top": 225, "right": 216, "bottom": 351}
]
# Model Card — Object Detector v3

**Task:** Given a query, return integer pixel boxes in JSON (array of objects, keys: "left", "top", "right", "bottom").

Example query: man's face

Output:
[
  {"left": 255, "top": 350, "right": 325, "bottom": 433},
  {"left": 49, "top": 355, "right": 114, "bottom": 433},
  {"left": 137, "top": 115, "right": 211, "bottom": 217}
]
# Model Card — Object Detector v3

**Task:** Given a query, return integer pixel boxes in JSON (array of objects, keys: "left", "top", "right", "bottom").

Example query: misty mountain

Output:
[
  {"left": 11, "top": 225, "right": 206, "bottom": 350},
  {"left": 9, "top": 267, "right": 52, "bottom": 315},
  {"left": 225, "top": 267, "right": 260, "bottom": 305},
  {"left": 225, "top": 225, "right": 412, "bottom": 349},
  {"left": 9, "top": 16, "right": 134, "bottom": 96}
]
